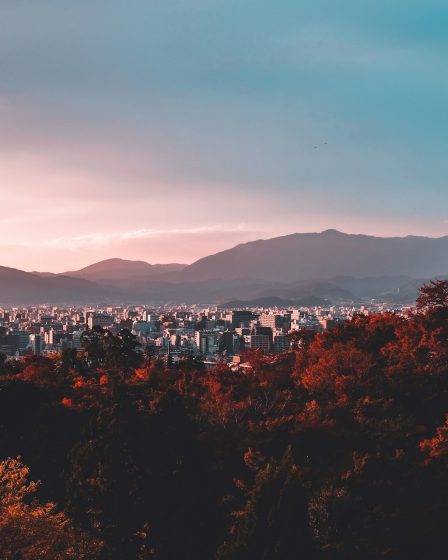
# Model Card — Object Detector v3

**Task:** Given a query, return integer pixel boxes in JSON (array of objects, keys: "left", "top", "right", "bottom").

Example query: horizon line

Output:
[{"left": 6, "top": 228, "right": 444, "bottom": 274}]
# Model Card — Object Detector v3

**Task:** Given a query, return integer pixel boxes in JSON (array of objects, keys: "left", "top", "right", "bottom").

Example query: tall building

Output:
[
  {"left": 229, "top": 310, "right": 256, "bottom": 328},
  {"left": 273, "top": 333, "right": 290, "bottom": 352},
  {"left": 319, "top": 318, "right": 336, "bottom": 330},
  {"left": 195, "top": 331, "right": 219, "bottom": 356},
  {"left": 254, "top": 325, "right": 274, "bottom": 346},
  {"left": 88, "top": 314, "right": 114, "bottom": 329},
  {"left": 72, "top": 330, "right": 84, "bottom": 350},
  {"left": 6, "top": 334, "right": 19, "bottom": 355},
  {"left": 16, "top": 330, "right": 30, "bottom": 351},
  {"left": 259, "top": 313, "right": 284, "bottom": 329},
  {"left": 29, "top": 334, "right": 42, "bottom": 356},
  {"left": 219, "top": 330, "right": 242, "bottom": 355},
  {"left": 245, "top": 334, "right": 271, "bottom": 353},
  {"left": 0, "top": 326, "right": 8, "bottom": 355}
]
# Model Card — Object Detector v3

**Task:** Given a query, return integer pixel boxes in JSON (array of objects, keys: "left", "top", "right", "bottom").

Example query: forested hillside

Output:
[{"left": 1, "top": 281, "right": 448, "bottom": 559}]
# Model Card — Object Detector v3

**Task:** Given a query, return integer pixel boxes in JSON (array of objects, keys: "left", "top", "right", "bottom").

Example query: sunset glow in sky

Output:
[{"left": 1, "top": 0, "right": 448, "bottom": 271}]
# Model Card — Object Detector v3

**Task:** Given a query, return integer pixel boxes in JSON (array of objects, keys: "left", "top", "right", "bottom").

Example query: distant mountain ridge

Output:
[
  {"left": 0, "top": 231, "right": 446, "bottom": 304},
  {"left": 0, "top": 266, "right": 118, "bottom": 304},
  {"left": 63, "top": 258, "right": 186, "bottom": 283},
  {"left": 171, "top": 230, "right": 448, "bottom": 283}
]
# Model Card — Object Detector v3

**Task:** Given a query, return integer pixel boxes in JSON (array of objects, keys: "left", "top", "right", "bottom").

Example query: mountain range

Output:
[{"left": 0, "top": 230, "right": 447, "bottom": 305}]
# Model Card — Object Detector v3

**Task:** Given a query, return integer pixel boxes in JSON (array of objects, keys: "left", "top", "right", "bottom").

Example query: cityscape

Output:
[
  {"left": 1, "top": 1, "right": 448, "bottom": 559},
  {"left": 0, "top": 300, "right": 407, "bottom": 364}
]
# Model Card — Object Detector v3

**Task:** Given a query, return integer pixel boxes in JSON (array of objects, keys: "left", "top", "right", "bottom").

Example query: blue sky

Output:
[{"left": 0, "top": 0, "right": 447, "bottom": 270}]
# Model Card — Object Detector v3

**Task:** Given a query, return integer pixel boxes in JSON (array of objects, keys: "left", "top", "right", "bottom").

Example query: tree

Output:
[
  {"left": 81, "top": 327, "right": 143, "bottom": 375},
  {"left": 66, "top": 400, "right": 142, "bottom": 559},
  {"left": 66, "top": 388, "right": 217, "bottom": 559},
  {"left": 216, "top": 447, "right": 317, "bottom": 560},
  {"left": 0, "top": 457, "right": 102, "bottom": 560},
  {"left": 57, "top": 348, "right": 83, "bottom": 375},
  {"left": 416, "top": 279, "right": 448, "bottom": 310}
]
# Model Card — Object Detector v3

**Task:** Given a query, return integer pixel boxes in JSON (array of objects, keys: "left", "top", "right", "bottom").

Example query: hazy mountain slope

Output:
[
  {"left": 0, "top": 266, "right": 119, "bottom": 304},
  {"left": 223, "top": 295, "right": 329, "bottom": 309},
  {"left": 64, "top": 259, "right": 186, "bottom": 289},
  {"left": 5, "top": 232, "right": 448, "bottom": 304},
  {"left": 255, "top": 280, "right": 356, "bottom": 302},
  {"left": 64, "top": 258, "right": 186, "bottom": 282},
  {"left": 174, "top": 230, "right": 448, "bottom": 283}
]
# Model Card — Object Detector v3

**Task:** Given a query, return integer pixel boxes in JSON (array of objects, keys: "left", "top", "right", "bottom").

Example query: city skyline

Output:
[{"left": 1, "top": 0, "right": 447, "bottom": 271}]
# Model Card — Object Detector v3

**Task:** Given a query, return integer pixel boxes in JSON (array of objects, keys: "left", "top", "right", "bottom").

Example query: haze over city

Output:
[{"left": 1, "top": 0, "right": 448, "bottom": 271}]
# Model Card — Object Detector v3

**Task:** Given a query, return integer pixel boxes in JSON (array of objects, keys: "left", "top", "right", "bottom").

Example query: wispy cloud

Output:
[
  {"left": 0, "top": 1, "right": 447, "bottom": 272},
  {"left": 0, "top": 225, "right": 264, "bottom": 271},
  {"left": 42, "top": 225, "right": 259, "bottom": 250}
]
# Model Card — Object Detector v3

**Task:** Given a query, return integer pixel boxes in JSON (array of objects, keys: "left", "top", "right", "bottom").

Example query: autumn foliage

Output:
[
  {"left": 0, "top": 458, "right": 101, "bottom": 559},
  {"left": 1, "top": 282, "right": 448, "bottom": 559}
]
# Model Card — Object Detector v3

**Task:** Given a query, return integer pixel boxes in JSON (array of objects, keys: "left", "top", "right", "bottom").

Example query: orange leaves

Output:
[
  {"left": 19, "top": 363, "right": 56, "bottom": 386},
  {"left": 72, "top": 376, "right": 92, "bottom": 389},
  {"left": 416, "top": 279, "right": 448, "bottom": 310},
  {"left": 243, "top": 448, "right": 266, "bottom": 471},
  {"left": 0, "top": 458, "right": 102, "bottom": 559},
  {"left": 294, "top": 399, "right": 333, "bottom": 431},
  {"left": 300, "top": 342, "right": 376, "bottom": 404},
  {"left": 61, "top": 397, "right": 73, "bottom": 408},
  {"left": 99, "top": 374, "right": 110, "bottom": 386},
  {"left": 134, "top": 368, "right": 150, "bottom": 382},
  {"left": 420, "top": 415, "right": 448, "bottom": 461}
]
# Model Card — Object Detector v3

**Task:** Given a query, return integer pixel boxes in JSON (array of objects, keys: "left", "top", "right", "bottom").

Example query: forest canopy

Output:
[{"left": 1, "top": 280, "right": 448, "bottom": 559}]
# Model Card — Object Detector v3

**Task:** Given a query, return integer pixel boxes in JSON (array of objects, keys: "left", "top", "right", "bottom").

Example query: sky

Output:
[{"left": 1, "top": 0, "right": 447, "bottom": 271}]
